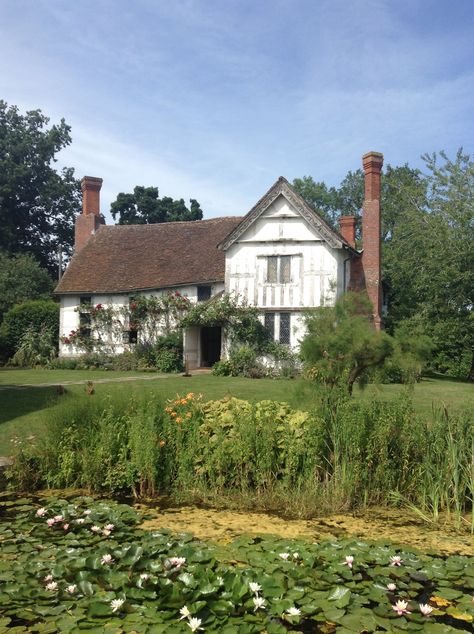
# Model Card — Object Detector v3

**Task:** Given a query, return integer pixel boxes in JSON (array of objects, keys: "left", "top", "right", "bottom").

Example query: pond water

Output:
[{"left": 139, "top": 502, "right": 474, "bottom": 556}]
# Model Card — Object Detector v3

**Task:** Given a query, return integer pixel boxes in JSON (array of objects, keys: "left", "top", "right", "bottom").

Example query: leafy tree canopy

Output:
[
  {"left": 110, "top": 185, "right": 203, "bottom": 225},
  {"left": 0, "top": 101, "right": 81, "bottom": 272},
  {"left": 0, "top": 250, "right": 53, "bottom": 322}
]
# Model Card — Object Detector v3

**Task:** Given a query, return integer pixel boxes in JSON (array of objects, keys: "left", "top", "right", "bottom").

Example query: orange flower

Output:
[
  {"left": 170, "top": 411, "right": 177, "bottom": 418},
  {"left": 180, "top": 398, "right": 187, "bottom": 405},
  {"left": 165, "top": 407, "right": 172, "bottom": 413},
  {"left": 159, "top": 440, "right": 166, "bottom": 447},
  {"left": 176, "top": 417, "right": 183, "bottom": 423},
  {"left": 186, "top": 393, "right": 194, "bottom": 399}
]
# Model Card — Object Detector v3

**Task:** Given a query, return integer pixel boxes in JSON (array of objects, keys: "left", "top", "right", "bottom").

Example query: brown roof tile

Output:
[{"left": 55, "top": 217, "right": 242, "bottom": 294}]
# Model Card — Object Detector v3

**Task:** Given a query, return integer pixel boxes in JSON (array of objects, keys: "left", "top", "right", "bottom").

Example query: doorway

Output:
[{"left": 200, "top": 326, "right": 222, "bottom": 367}]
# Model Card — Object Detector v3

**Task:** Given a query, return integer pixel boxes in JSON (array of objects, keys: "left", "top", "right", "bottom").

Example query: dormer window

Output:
[{"left": 266, "top": 256, "right": 291, "bottom": 283}]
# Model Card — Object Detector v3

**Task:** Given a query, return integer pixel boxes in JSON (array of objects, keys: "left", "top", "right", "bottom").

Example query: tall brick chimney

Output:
[
  {"left": 361, "top": 151, "right": 383, "bottom": 330},
  {"left": 74, "top": 176, "right": 105, "bottom": 253}
]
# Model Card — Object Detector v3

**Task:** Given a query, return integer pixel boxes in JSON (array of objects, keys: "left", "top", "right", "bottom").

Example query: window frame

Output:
[{"left": 266, "top": 256, "right": 291, "bottom": 284}]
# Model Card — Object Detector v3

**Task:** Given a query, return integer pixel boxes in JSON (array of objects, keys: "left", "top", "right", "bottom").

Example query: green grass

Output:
[{"left": 0, "top": 368, "right": 472, "bottom": 455}]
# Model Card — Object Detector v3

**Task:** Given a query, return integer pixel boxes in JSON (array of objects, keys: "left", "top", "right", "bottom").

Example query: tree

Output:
[
  {"left": 0, "top": 251, "right": 54, "bottom": 322},
  {"left": 0, "top": 299, "right": 59, "bottom": 360},
  {"left": 385, "top": 150, "right": 474, "bottom": 379},
  {"left": 110, "top": 186, "right": 203, "bottom": 225},
  {"left": 0, "top": 101, "right": 81, "bottom": 272},
  {"left": 300, "top": 293, "right": 394, "bottom": 395}
]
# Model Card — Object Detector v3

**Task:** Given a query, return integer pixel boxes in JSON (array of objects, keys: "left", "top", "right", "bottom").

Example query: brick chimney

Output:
[
  {"left": 74, "top": 176, "right": 105, "bottom": 253},
  {"left": 339, "top": 215, "right": 357, "bottom": 248},
  {"left": 361, "top": 151, "right": 383, "bottom": 330}
]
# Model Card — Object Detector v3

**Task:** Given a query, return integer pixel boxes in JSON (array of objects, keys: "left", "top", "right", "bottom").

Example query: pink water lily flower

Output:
[
  {"left": 392, "top": 600, "right": 411, "bottom": 616},
  {"left": 46, "top": 518, "right": 55, "bottom": 527},
  {"left": 36, "top": 507, "right": 47, "bottom": 517},
  {"left": 46, "top": 581, "right": 58, "bottom": 592},
  {"left": 101, "top": 553, "right": 114, "bottom": 565},
  {"left": 419, "top": 603, "right": 433, "bottom": 617},
  {"left": 343, "top": 555, "right": 354, "bottom": 569},
  {"left": 169, "top": 557, "right": 186, "bottom": 568},
  {"left": 66, "top": 584, "right": 77, "bottom": 594},
  {"left": 390, "top": 555, "right": 403, "bottom": 567}
]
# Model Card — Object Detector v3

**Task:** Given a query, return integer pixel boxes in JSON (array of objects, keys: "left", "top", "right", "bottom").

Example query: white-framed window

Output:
[{"left": 266, "top": 255, "right": 291, "bottom": 283}]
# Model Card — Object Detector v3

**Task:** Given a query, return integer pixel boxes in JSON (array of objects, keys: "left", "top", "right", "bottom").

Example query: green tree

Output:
[
  {"left": 110, "top": 185, "right": 203, "bottom": 225},
  {"left": 300, "top": 292, "right": 394, "bottom": 395},
  {"left": 0, "top": 101, "right": 81, "bottom": 271},
  {"left": 385, "top": 150, "right": 474, "bottom": 379},
  {"left": 0, "top": 251, "right": 53, "bottom": 322}
]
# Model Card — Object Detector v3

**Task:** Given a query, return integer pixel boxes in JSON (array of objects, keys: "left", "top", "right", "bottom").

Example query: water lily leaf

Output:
[
  {"left": 78, "top": 580, "right": 95, "bottom": 596},
  {"left": 87, "top": 602, "right": 112, "bottom": 618}
]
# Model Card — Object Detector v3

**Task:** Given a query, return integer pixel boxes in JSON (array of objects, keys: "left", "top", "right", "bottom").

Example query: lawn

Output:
[{"left": 0, "top": 368, "right": 472, "bottom": 456}]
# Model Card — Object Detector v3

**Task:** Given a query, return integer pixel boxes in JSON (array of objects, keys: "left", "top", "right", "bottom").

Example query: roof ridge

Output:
[{"left": 105, "top": 215, "right": 243, "bottom": 229}]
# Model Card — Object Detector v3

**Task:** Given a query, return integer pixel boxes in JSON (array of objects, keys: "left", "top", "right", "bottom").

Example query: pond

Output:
[{"left": 0, "top": 492, "right": 473, "bottom": 633}]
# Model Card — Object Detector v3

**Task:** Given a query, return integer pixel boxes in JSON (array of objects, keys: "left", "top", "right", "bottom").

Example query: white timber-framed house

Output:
[{"left": 55, "top": 152, "right": 384, "bottom": 369}]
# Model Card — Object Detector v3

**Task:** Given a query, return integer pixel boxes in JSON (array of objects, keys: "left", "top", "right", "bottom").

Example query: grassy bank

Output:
[{"left": 0, "top": 370, "right": 472, "bottom": 456}]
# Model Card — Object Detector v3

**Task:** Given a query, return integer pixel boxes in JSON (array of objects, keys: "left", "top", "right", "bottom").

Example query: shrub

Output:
[
  {"left": 153, "top": 331, "right": 183, "bottom": 373},
  {"left": 0, "top": 299, "right": 59, "bottom": 360},
  {"left": 212, "top": 345, "right": 266, "bottom": 378},
  {"left": 12, "top": 325, "right": 56, "bottom": 367}
]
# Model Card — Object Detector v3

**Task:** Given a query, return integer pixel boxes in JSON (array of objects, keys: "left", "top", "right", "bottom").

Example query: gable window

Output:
[
  {"left": 266, "top": 256, "right": 291, "bottom": 283},
  {"left": 279, "top": 312, "right": 291, "bottom": 345},
  {"left": 197, "top": 285, "right": 212, "bottom": 302},
  {"left": 264, "top": 312, "right": 275, "bottom": 339}
]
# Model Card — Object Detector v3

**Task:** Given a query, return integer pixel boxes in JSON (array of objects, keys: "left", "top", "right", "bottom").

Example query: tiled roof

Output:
[{"left": 55, "top": 217, "right": 242, "bottom": 294}]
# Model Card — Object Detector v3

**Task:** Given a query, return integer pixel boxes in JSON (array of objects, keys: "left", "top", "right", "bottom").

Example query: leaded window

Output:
[
  {"left": 266, "top": 256, "right": 291, "bottom": 283},
  {"left": 264, "top": 312, "right": 275, "bottom": 339},
  {"left": 279, "top": 312, "right": 291, "bottom": 345},
  {"left": 197, "top": 285, "right": 212, "bottom": 302}
]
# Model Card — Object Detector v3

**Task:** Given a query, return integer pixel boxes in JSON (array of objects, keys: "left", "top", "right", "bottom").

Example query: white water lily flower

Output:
[
  {"left": 91, "top": 525, "right": 101, "bottom": 533},
  {"left": 36, "top": 507, "right": 47, "bottom": 517},
  {"left": 104, "top": 523, "right": 115, "bottom": 531},
  {"left": 110, "top": 598, "right": 124, "bottom": 613},
  {"left": 387, "top": 583, "right": 397, "bottom": 591},
  {"left": 101, "top": 553, "right": 114, "bottom": 565},
  {"left": 44, "top": 574, "right": 54, "bottom": 582},
  {"left": 419, "top": 603, "right": 433, "bottom": 617},
  {"left": 140, "top": 573, "right": 150, "bottom": 581},
  {"left": 65, "top": 584, "right": 77, "bottom": 594},
  {"left": 83, "top": 509, "right": 92, "bottom": 516},
  {"left": 292, "top": 552, "right": 299, "bottom": 559},
  {"left": 390, "top": 555, "right": 403, "bottom": 567},
  {"left": 343, "top": 555, "right": 354, "bottom": 569},
  {"left": 75, "top": 518, "right": 85, "bottom": 525},
  {"left": 179, "top": 605, "right": 191, "bottom": 620},
  {"left": 187, "top": 617, "right": 203, "bottom": 632},
  {"left": 279, "top": 553, "right": 290, "bottom": 560},
  {"left": 46, "top": 581, "right": 58, "bottom": 592},
  {"left": 53, "top": 515, "right": 63, "bottom": 522},
  {"left": 169, "top": 556, "right": 186, "bottom": 568},
  {"left": 253, "top": 596, "right": 266, "bottom": 611},
  {"left": 286, "top": 607, "right": 301, "bottom": 616},
  {"left": 249, "top": 582, "right": 261, "bottom": 594},
  {"left": 102, "top": 529, "right": 111, "bottom": 537},
  {"left": 392, "top": 599, "right": 411, "bottom": 616}
]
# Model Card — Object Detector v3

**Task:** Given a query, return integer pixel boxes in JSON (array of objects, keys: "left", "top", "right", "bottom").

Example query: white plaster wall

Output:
[{"left": 59, "top": 282, "right": 224, "bottom": 357}]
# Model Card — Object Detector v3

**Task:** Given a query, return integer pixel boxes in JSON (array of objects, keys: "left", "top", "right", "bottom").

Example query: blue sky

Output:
[{"left": 1, "top": 0, "right": 473, "bottom": 220}]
